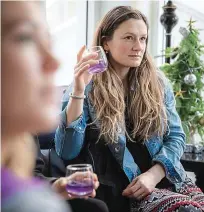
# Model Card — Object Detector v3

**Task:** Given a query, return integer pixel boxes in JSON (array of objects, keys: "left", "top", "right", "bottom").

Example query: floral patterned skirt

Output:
[{"left": 131, "top": 178, "right": 204, "bottom": 212}]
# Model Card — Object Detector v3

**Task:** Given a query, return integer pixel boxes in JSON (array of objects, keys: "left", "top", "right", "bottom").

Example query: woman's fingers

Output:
[
  {"left": 93, "top": 180, "right": 100, "bottom": 190},
  {"left": 128, "top": 188, "right": 144, "bottom": 199},
  {"left": 52, "top": 177, "right": 67, "bottom": 193},
  {"left": 122, "top": 182, "right": 147, "bottom": 199},
  {"left": 75, "top": 52, "right": 98, "bottom": 71},
  {"left": 126, "top": 177, "right": 138, "bottom": 189},
  {"left": 56, "top": 173, "right": 99, "bottom": 200},
  {"left": 89, "top": 189, "right": 96, "bottom": 198},
  {"left": 75, "top": 59, "right": 99, "bottom": 74},
  {"left": 122, "top": 179, "right": 139, "bottom": 196},
  {"left": 74, "top": 64, "right": 90, "bottom": 77},
  {"left": 77, "top": 45, "right": 86, "bottom": 63},
  {"left": 92, "top": 173, "right": 98, "bottom": 181},
  {"left": 122, "top": 184, "right": 141, "bottom": 196}
]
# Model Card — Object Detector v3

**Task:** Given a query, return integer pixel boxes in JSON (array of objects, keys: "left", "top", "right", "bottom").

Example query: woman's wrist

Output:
[
  {"left": 70, "top": 90, "right": 85, "bottom": 100},
  {"left": 72, "top": 87, "right": 85, "bottom": 97},
  {"left": 69, "top": 92, "right": 86, "bottom": 99},
  {"left": 147, "top": 164, "right": 165, "bottom": 184}
]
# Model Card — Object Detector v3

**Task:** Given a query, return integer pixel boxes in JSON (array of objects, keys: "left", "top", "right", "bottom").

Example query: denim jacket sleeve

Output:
[
  {"left": 55, "top": 84, "right": 89, "bottom": 160},
  {"left": 152, "top": 80, "right": 186, "bottom": 184}
]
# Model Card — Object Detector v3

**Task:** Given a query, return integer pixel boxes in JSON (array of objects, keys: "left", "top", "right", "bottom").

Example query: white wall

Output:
[{"left": 46, "top": 0, "right": 87, "bottom": 86}]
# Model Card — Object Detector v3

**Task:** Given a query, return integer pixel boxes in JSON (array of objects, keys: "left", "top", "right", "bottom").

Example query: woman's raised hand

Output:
[{"left": 73, "top": 46, "right": 99, "bottom": 94}]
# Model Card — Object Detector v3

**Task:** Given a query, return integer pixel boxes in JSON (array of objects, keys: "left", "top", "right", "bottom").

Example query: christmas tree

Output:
[{"left": 160, "top": 18, "right": 204, "bottom": 143}]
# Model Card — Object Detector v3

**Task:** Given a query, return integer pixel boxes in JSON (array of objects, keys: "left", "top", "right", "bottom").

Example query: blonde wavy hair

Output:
[{"left": 90, "top": 6, "right": 167, "bottom": 143}]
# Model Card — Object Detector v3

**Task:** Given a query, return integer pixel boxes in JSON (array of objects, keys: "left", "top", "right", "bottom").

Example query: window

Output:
[{"left": 46, "top": 0, "right": 87, "bottom": 86}]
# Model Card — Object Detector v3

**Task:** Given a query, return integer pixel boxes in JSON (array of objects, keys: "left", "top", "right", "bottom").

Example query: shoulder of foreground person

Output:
[{"left": 2, "top": 184, "right": 72, "bottom": 212}]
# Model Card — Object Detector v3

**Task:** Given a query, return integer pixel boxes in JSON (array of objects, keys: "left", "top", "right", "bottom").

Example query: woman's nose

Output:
[
  {"left": 132, "top": 39, "right": 143, "bottom": 51},
  {"left": 42, "top": 49, "right": 60, "bottom": 73}
]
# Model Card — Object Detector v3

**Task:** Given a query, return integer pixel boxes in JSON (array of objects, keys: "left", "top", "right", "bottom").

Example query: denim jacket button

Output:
[{"left": 115, "top": 146, "right": 120, "bottom": 152}]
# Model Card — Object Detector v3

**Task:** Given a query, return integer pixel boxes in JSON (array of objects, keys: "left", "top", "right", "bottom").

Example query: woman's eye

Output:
[
  {"left": 125, "top": 36, "right": 134, "bottom": 40},
  {"left": 141, "top": 37, "right": 147, "bottom": 41},
  {"left": 15, "top": 34, "right": 35, "bottom": 43}
]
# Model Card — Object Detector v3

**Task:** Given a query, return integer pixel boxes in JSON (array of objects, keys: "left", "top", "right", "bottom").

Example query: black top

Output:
[
  {"left": 126, "top": 140, "right": 152, "bottom": 173},
  {"left": 125, "top": 105, "right": 173, "bottom": 189}
]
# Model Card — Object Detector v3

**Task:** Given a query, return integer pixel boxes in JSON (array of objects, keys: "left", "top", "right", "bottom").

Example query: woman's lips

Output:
[
  {"left": 128, "top": 55, "right": 141, "bottom": 57},
  {"left": 128, "top": 55, "right": 141, "bottom": 59}
]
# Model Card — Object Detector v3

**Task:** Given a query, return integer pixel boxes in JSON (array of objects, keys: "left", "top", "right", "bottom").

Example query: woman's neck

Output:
[
  {"left": 109, "top": 57, "right": 130, "bottom": 82},
  {"left": 114, "top": 66, "right": 129, "bottom": 82},
  {"left": 1, "top": 133, "right": 35, "bottom": 179},
  {"left": 1, "top": 146, "right": 10, "bottom": 167},
  {"left": 1, "top": 135, "right": 15, "bottom": 166}
]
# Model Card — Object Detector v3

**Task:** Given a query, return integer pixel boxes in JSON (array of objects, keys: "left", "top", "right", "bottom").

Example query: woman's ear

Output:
[
  {"left": 101, "top": 36, "right": 109, "bottom": 51},
  {"left": 103, "top": 43, "right": 109, "bottom": 51}
]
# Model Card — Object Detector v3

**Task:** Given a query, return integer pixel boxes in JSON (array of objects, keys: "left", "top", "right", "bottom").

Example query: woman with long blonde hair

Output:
[{"left": 55, "top": 6, "right": 204, "bottom": 212}]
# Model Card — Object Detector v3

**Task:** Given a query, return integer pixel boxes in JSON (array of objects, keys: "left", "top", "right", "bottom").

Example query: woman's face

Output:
[
  {"left": 105, "top": 18, "right": 147, "bottom": 70},
  {"left": 1, "top": 2, "right": 60, "bottom": 136}
]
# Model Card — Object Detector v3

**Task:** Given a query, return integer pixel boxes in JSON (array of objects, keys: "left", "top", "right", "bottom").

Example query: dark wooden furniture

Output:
[{"left": 181, "top": 152, "right": 204, "bottom": 191}]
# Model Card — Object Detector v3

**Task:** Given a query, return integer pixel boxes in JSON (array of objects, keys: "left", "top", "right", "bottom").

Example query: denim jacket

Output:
[{"left": 55, "top": 77, "right": 187, "bottom": 190}]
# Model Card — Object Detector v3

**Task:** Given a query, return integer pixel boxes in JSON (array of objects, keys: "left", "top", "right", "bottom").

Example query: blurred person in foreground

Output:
[{"left": 1, "top": 1, "right": 102, "bottom": 212}]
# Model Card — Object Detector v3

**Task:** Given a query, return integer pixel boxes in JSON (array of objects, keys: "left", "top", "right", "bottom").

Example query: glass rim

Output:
[
  {"left": 89, "top": 45, "right": 103, "bottom": 49},
  {"left": 66, "top": 164, "right": 93, "bottom": 170},
  {"left": 88, "top": 46, "right": 104, "bottom": 51}
]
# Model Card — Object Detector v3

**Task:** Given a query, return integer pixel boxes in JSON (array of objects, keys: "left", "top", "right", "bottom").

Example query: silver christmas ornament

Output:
[
  {"left": 184, "top": 73, "right": 197, "bottom": 85},
  {"left": 179, "top": 27, "right": 190, "bottom": 38}
]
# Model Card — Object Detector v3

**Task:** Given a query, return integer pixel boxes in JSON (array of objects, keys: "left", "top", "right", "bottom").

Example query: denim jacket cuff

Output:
[
  {"left": 60, "top": 107, "right": 86, "bottom": 133},
  {"left": 152, "top": 154, "right": 183, "bottom": 184}
]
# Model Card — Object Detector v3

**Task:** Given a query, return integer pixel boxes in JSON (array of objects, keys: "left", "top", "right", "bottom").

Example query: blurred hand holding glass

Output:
[
  {"left": 86, "top": 46, "right": 108, "bottom": 74},
  {"left": 66, "top": 164, "right": 94, "bottom": 197}
]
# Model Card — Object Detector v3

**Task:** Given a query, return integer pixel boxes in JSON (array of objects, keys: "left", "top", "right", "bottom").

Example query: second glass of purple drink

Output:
[
  {"left": 87, "top": 46, "right": 108, "bottom": 74},
  {"left": 66, "top": 164, "right": 94, "bottom": 197}
]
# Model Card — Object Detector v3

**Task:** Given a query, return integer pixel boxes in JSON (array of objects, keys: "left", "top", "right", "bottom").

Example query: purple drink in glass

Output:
[
  {"left": 89, "top": 59, "right": 107, "bottom": 74},
  {"left": 66, "top": 180, "right": 94, "bottom": 196},
  {"left": 66, "top": 164, "right": 94, "bottom": 197},
  {"left": 86, "top": 46, "right": 108, "bottom": 74}
]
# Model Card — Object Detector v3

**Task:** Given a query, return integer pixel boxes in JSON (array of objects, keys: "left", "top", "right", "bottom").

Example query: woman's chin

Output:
[
  {"left": 32, "top": 108, "right": 60, "bottom": 134},
  {"left": 33, "top": 121, "right": 58, "bottom": 134},
  {"left": 131, "top": 61, "right": 142, "bottom": 67}
]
